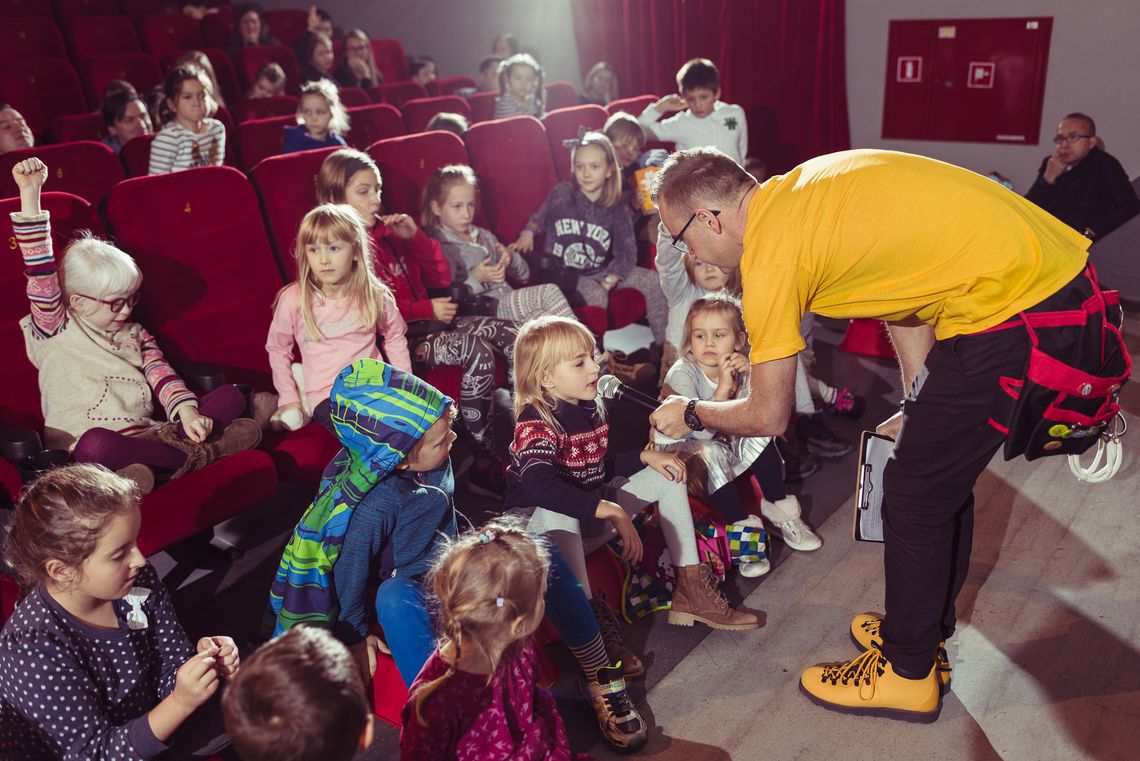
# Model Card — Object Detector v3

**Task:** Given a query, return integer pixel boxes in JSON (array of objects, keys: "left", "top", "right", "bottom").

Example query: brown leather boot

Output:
[
  {"left": 115, "top": 464, "right": 155, "bottom": 495},
  {"left": 206, "top": 418, "right": 262, "bottom": 459},
  {"left": 589, "top": 596, "right": 645, "bottom": 680},
  {"left": 668, "top": 564, "right": 759, "bottom": 631}
]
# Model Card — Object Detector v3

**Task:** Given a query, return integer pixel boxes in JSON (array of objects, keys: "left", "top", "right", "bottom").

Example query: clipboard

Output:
[{"left": 853, "top": 431, "right": 895, "bottom": 543}]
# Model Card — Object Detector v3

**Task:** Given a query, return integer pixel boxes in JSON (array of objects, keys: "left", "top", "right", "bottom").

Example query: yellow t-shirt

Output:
[{"left": 740, "top": 149, "right": 1090, "bottom": 364}]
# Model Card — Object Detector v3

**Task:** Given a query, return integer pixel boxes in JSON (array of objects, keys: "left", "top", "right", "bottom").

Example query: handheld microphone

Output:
[{"left": 596, "top": 374, "right": 661, "bottom": 415}]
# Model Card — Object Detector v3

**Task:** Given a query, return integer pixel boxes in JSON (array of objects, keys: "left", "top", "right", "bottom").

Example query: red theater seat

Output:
[
  {"left": 83, "top": 53, "right": 164, "bottom": 107},
  {"left": 0, "top": 17, "right": 68, "bottom": 61},
  {"left": 607, "top": 94, "right": 657, "bottom": 116},
  {"left": 0, "top": 59, "right": 88, "bottom": 138},
  {"left": 237, "top": 114, "right": 292, "bottom": 171},
  {"left": 543, "top": 81, "right": 579, "bottom": 112},
  {"left": 121, "top": 133, "right": 155, "bottom": 176},
  {"left": 140, "top": 13, "right": 205, "bottom": 61},
  {"left": 400, "top": 95, "right": 471, "bottom": 134},
  {"left": 368, "top": 82, "right": 428, "bottom": 109},
  {"left": 465, "top": 116, "right": 557, "bottom": 243},
  {"left": 428, "top": 76, "right": 477, "bottom": 97},
  {"left": 368, "top": 131, "right": 469, "bottom": 218},
  {"left": 198, "top": 47, "right": 242, "bottom": 107},
  {"left": 47, "top": 113, "right": 106, "bottom": 144},
  {"left": 103, "top": 167, "right": 339, "bottom": 481},
  {"left": 199, "top": 6, "right": 230, "bottom": 50},
  {"left": 120, "top": 0, "right": 167, "bottom": 22},
  {"left": 235, "top": 95, "right": 298, "bottom": 123},
  {"left": 467, "top": 91, "right": 497, "bottom": 124},
  {"left": 264, "top": 9, "right": 307, "bottom": 47},
  {"left": 0, "top": 142, "right": 124, "bottom": 204},
  {"left": 67, "top": 14, "right": 141, "bottom": 62},
  {"left": 0, "top": 0, "right": 53, "bottom": 17},
  {"left": 54, "top": 0, "right": 121, "bottom": 21},
  {"left": 370, "top": 38, "right": 408, "bottom": 83},
  {"left": 249, "top": 147, "right": 337, "bottom": 263},
  {"left": 543, "top": 104, "right": 608, "bottom": 181},
  {"left": 233, "top": 45, "right": 300, "bottom": 95},
  {"left": 339, "top": 86, "right": 370, "bottom": 107},
  {"left": 344, "top": 103, "right": 404, "bottom": 151}
]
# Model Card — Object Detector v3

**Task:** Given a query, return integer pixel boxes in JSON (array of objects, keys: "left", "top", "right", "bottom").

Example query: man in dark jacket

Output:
[{"left": 1026, "top": 112, "right": 1139, "bottom": 240}]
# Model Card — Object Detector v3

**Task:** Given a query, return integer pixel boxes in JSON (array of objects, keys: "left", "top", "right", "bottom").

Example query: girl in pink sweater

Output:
[{"left": 266, "top": 203, "right": 410, "bottom": 431}]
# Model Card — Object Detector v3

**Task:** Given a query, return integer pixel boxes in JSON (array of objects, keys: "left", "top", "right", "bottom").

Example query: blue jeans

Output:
[{"left": 375, "top": 542, "right": 600, "bottom": 687}]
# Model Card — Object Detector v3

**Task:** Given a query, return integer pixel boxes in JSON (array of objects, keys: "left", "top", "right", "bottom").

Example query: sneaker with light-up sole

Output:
[
  {"left": 850, "top": 613, "right": 951, "bottom": 687},
  {"left": 580, "top": 665, "right": 649, "bottom": 753},
  {"left": 799, "top": 644, "right": 941, "bottom": 722}
]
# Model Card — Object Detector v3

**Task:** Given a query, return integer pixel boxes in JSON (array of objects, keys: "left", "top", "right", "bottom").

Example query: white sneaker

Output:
[
  {"left": 739, "top": 558, "right": 771, "bottom": 577},
  {"left": 772, "top": 517, "right": 822, "bottom": 551}
]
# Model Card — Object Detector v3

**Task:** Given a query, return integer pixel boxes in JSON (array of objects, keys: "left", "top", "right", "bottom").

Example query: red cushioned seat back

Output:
[
  {"left": 82, "top": 52, "right": 164, "bottom": 107},
  {"left": 199, "top": 6, "right": 231, "bottom": 50},
  {"left": 0, "top": 17, "right": 67, "bottom": 61},
  {"left": 0, "top": 0, "right": 53, "bottom": 17},
  {"left": 345, "top": 103, "right": 404, "bottom": 151},
  {"left": 264, "top": 9, "right": 307, "bottom": 48},
  {"left": 0, "top": 192, "right": 104, "bottom": 429},
  {"left": 400, "top": 95, "right": 471, "bottom": 134},
  {"left": 48, "top": 113, "right": 106, "bottom": 144},
  {"left": 368, "top": 82, "right": 427, "bottom": 109},
  {"left": 194, "top": 47, "right": 242, "bottom": 108},
  {"left": 606, "top": 94, "right": 656, "bottom": 116},
  {"left": 467, "top": 91, "right": 497, "bottom": 124},
  {"left": 67, "top": 14, "right": 141, "bottom": 62},
  {"left": 543, "top": 104, "right": 608, "bottom": 182},
  {"left": 368, "top": 131, "right": 470, "bottom": 218},
  {"left": 140, "top": 13, "right": 204, "bottom": 60},
  {"left": 339, "top": 87, "right": 370, "bottom": 108},
  {"left": 428, "top": 76, "right": 477, "bottom": 97},
  {"left": 1, "top": 574, "right": 20, "bottom": 627},
  {"left": 120, "top": 0, "right": 166, "bottom": 22},
  {"left": 54, "top": 0, "right": 121, "bottom": 21},
  {"left": 370, "top": 38, "right": 408, "bottom": 83},
  {"left": 235, "top": 95, "right": 298, "bottom": 123},
  {"left": 543, "top": 81, "right": 579, "bottom": 112},
  {"left": 121, "top": 133, "right": 155, "bottom": 177},
  {"left": 104, "top": 166, "right": 283, "bottom": 387},
  {"left": 233, "top": 45, "right": 300, "bottom": 95},
  {"left": 0, "top": 59, "right": 88, "bottom": 139},
  {"left": 0, "top": 142, "right": 124, "bottom": 204},
  {"left": 209, "top": 103, "right": 239, "bottom": 167},
  {"left": 465, "top": 116, "right": 557, "bottom": 242},
  {"left": 237, "top": 114, "right": 293, "bottom": 171},
  {"left": 249, "top": 147, "right": 338, "bottom": 270}
]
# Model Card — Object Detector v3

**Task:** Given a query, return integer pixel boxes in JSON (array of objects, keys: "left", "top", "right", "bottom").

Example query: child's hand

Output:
[
  {"left": 640, "top": 450, "right": 686, "bottom": 484},
  {"left": 179, "top": 407, "right": 213, "bottom": 443},
  {"left": 509, "top": 230, "right": 534, "bottom": 253},
  {"left": 380, "top": 213, "right": 417, "bottom": 240},
  {"left": 596, "top": 500, "right": 643, "bottom": 565},
  {"left": 471, "top": 255, "right": 501, "bottom": 285},
  {"left": 717, "top": 352, "right": 748, "bottom": 387},
  {"left": 172, "top": 653, "right": 220, "bottom": 711},
  {"left": 197, "top": 636, "right": 240, "bottom": 679},
  {"left": 431, "top": 297, "right": 459, "bottom": 323},
  {"left": 270, "top": 402, "right": 309, "bottom": 432},
  {"left": 654, "top": 94, "right": 686, "bottom": 115},
  {"left": 12, "top": 158, "right": 47, "bottom": 193},
  {"left": 306, "top": 4, "right": 321, "bottom": 31},
  {"left": 349, "top": 635, "right": 384, "bottom": 688}
]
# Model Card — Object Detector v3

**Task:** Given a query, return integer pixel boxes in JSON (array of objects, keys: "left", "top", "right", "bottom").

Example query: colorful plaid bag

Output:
[{"left": 695, "top": 518, "right": 768, "bottom": 582}]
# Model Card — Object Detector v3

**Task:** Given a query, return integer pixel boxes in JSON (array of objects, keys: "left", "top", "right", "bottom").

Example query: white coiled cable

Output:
[{"left": 1068, "top": 414, "right": 1126, "bottom": 483}]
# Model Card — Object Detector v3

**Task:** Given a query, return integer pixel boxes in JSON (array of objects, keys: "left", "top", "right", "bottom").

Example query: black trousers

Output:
[{"left": 880, "top": 272, "right": 1092, "bottom": 676}]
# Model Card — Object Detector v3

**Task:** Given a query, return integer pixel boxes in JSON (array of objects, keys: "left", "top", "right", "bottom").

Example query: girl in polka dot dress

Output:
[{"left": 0, "top": 464, "right": 240, "bottom": 759}]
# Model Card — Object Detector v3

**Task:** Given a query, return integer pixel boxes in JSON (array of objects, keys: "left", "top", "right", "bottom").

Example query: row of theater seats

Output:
[{"left": 0, "top": 96, "right": 661, "bottom": 238}]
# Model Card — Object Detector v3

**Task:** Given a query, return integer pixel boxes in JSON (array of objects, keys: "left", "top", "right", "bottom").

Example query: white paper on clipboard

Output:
[{"left": 854, "top": 431, "right": 895, "bottom": 543}]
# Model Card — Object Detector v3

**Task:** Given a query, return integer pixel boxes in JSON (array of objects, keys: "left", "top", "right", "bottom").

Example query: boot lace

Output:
[
  {"left": 774, "top": 518, "right": 805, "bottom": 544},
  {"left": 590, "top": 596, "right": 626, "bottom": 648},
  {"left": 859, "top": 616, "right": 881, "bottom": 640},
  {"left": 697, "top": 564, "right": 732, "bottom": 613},
  {"left": 818, "top": 646, "right": 886, "bottom": 701}
]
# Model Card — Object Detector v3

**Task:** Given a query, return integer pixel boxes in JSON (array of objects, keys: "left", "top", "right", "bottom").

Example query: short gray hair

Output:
[{"left": 651, "top": 147, "right": 754, "bottom": 212}]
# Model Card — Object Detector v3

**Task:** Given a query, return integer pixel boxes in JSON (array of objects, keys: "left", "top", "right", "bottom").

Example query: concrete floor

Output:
[{"left": 164, "top": 315, "right": 1140, "bottom": 761}]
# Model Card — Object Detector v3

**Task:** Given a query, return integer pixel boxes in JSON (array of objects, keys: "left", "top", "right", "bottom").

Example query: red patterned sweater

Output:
[{"left": 504, "top": 400, "right": 641, "bottom": 532}]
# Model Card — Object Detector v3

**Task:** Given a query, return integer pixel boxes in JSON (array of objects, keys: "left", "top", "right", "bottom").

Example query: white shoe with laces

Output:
[{"left": 760, "top": 496, "right": 823, "bottom": 551}]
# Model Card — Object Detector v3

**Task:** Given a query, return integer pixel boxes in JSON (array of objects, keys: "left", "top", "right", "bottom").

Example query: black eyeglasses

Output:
[
  {"left": 75, "top": 291, "right": 140, "bottom": 313},
  {"left": 1052, "top": 134, "right": 1091, "bottom": 145},
  {"left": 670, "top": 209, "right": 720, "bottom": 252}
]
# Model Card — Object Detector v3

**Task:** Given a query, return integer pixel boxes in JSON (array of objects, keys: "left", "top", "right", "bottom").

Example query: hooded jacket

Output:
[{"left": 266, "top": 359, "right": 453, "bottom": 637}]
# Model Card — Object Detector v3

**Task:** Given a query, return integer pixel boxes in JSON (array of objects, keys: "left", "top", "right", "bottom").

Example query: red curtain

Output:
[{"left": 571, "top": 0, "right": 850, "bottom": 173}]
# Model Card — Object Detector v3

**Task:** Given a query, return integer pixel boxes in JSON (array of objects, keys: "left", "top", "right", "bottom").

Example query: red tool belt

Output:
[{"left": 985, "top": 265, "right": 1131, "bottom": 461}]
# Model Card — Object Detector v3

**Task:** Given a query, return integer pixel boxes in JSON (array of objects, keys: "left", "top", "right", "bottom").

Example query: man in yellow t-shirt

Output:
[{"left": 649, "top": 148, "right": 1092, "bottom": 720}]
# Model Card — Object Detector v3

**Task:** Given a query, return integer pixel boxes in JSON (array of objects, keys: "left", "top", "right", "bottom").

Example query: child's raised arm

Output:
[{"left": 11, "top": 157, "right": 46, "bottom": 217}]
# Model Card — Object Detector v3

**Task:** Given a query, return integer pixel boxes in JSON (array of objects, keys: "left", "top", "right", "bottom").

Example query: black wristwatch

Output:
[{"left": 684, "top": 398, "right": 704, "bottom": 432}]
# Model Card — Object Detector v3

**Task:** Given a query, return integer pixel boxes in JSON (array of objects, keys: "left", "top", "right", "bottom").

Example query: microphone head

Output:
[{"left": 596, "top": 374, "right": 621, "bottom": 400}]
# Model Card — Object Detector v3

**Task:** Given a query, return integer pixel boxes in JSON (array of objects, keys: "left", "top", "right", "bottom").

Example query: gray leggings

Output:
[{"left": 577, "top": 267, "right": 667, "bottom": 344}]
